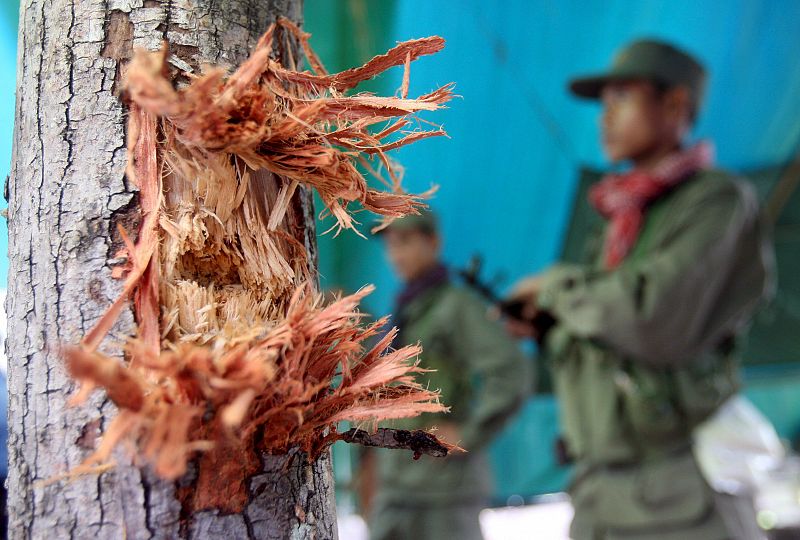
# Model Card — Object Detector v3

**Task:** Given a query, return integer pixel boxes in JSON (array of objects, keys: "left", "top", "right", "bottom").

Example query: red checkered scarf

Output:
[{"left": 589, "top": 142, "right": 715, "bottom": 269}]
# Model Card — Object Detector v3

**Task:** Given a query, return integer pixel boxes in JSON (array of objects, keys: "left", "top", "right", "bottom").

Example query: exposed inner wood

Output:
[{"left": 63, "top": 16, "right": 454, "bottom": 515}]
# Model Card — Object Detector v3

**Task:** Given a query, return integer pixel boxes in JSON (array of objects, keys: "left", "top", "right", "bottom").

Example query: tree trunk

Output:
[{"left": 7, "top": 0, "right": 339, "bottom": 538}]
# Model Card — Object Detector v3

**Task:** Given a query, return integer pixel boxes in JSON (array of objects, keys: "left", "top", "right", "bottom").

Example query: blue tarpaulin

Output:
[
  {"left": 314, "top": 0, "right": 800, "bottom": 318},
  {"left": 307, "top": 0, "right": 800, "bottom": 499}
]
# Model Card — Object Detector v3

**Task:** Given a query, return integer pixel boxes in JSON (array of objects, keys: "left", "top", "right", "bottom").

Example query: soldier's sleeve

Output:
[
  {"left": 536, "top": 180, "right": 771, "bottom": 367},
  {"left": 454, "top": 291, "right": 531, "bottom": 452}
]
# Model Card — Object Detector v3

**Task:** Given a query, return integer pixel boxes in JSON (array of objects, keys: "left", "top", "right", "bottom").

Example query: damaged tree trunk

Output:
[{"left": 7, "top": 0, "right": 340, "bottom": 538}]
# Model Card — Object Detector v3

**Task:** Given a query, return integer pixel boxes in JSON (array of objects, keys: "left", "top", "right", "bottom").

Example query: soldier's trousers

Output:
[{"left": 369, "top": 497, "right": 485, "bottom": 540}]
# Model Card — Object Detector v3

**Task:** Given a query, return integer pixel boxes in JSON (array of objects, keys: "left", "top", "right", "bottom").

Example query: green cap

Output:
[
  {"left": 569, "top": 39, "right": 706, "bottom": 106},
  {"left": 374, "top": 210, "right": 438, "bottom": 235}
]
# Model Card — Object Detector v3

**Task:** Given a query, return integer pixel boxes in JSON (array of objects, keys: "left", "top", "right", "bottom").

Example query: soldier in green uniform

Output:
[
  {"left": 506, "top": 40, "right": 774, "bottom": 540},
  {"left": 369, "top": 211, "right": 530, "bottom": 540}
]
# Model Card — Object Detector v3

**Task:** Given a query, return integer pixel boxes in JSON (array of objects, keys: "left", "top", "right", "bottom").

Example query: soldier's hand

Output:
[
  {"left": 505, "top": 318, "right": 537, "bottom": 339},
  {"left": 507, "top": 274, "right": 543, "bottom": 318},
  {"left": 508, "top": 274, "right": 544, "bottom": 306},
  {"left": 501, "top": 274, "right": 544, "bottom": 339}
]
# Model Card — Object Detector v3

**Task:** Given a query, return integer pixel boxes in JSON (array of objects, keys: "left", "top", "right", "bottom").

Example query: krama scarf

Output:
[{"left": 589, "top": 142, "right": 714, "bottom": 269}]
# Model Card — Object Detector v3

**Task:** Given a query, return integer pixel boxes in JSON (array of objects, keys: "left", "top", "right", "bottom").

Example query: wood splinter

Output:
[{"left": 339, "top": 428, "right": 463, "bottom": 460}]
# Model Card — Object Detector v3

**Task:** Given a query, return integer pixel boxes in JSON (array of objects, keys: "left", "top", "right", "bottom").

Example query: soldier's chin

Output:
[
  {"left": 394, "top": 266, "right": 415, "bottom": 282},
  {"left": 602, "top": 143, "right": 628, "bottom": 164}
]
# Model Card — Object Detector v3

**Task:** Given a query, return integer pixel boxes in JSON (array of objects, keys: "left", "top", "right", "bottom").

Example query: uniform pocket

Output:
[
  {"left": 618, "top": 363, "right": 684, "bottom": 444},
  {"left": 673, "top": 351, "right": 739, "bottom": 427},
  {"left": 591, "top": 451, "right": 715, "bottom": 531}
]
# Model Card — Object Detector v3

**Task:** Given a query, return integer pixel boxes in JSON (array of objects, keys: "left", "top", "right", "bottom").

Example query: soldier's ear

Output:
[
  {"left": 429, "top": 231, "right": 441, "bottom": 252},
  {"left": 663, "top": 85, "right": 692, "bottom": 127}
]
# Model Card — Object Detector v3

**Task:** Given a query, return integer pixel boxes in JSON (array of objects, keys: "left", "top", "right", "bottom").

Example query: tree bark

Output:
[{"left": 7, "top": 0, "right": 339, "bottom": 538}]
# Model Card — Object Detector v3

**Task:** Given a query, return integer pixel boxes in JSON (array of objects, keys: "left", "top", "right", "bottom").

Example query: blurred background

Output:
[
  {"left": 301, "top": 2, "right": 800, "bottom": 533},
  {"left": 2, "top": 0, "right": 800, "bottom": 538}
]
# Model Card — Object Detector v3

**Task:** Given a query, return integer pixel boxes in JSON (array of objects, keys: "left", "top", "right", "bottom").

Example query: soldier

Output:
[
  {"left": 506, "top": 40, "right": 774, "bottom": 540},
  {"left": 369, "top": 211, "right": 530, "bottom": 540}
]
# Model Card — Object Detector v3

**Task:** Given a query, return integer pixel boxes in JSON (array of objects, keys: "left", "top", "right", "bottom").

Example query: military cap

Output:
[
  {"left": 374, "top": 209, "right": 438, "bottom": 235},
  {"left": 569, "top": 39, "right": 706, "bottom": 108}
]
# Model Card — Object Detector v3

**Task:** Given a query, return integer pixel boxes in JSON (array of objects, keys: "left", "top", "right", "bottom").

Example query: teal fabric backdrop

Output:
[
  {"left": 307, "top": 0, "right": 800, "bottom": 500},
  {"left": 334, "top": 0, "right": 800, "bottom": 317}
]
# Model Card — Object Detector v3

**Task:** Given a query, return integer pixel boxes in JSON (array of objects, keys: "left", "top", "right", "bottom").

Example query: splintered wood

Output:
[{"left": 64, "top": 18, "right": 453, "bottom": 511}]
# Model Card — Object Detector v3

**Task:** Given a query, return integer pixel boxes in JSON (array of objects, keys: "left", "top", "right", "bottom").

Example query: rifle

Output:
[{"left": 456, "top": 255, "right": 554, "bottom": 333}]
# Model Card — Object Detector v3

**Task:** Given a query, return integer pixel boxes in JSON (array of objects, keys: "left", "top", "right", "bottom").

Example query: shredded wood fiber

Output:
[{"left": 65, "top": 18, "right": 454, "bottom": 511}]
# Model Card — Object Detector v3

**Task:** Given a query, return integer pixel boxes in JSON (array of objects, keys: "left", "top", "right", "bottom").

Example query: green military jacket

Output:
[
  {"left": 375, "top": 281, "right": 530, "bottom": 505},
  {"left": 537, "top": 169, "right": 773, "bottom": 536}
]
